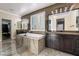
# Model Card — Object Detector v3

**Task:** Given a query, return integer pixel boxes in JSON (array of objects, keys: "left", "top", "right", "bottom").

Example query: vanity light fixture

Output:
[
  {"left": 55, "top": 9, "right": 58, "bottom": 14},
  {"left": 64, "top": 7, "right": 68, "bottom": 12},
  {"left": 51, "top": 7, "right": 67, "bottom": 15},
  {"left": 59, "top": 8, "right": 63, "bottom": 13},
  {"left": 51, "top": 11, "right": 54, "bottom": 15}
]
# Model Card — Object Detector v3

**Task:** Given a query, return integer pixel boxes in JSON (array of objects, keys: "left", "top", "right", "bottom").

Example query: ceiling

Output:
[{"left": 0, "top": 3, "right": 54, "bottom": 16}]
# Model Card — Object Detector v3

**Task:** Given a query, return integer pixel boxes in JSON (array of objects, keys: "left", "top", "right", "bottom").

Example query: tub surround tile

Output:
[{"left": 29, "top": 38, "right": 45, "bottom": 55}]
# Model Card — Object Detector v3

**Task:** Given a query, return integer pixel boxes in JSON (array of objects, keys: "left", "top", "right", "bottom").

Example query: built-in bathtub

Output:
[
  {"left": 16, "top": 32, "right": 45, "bottom": 55},
  {"left": 18, "top": 33, "right": 44, "bottom": 39}
]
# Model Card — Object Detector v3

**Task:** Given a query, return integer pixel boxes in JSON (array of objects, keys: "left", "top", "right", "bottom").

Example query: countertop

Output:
[{"left": 47, "top": 31, "right": 79, "bottom": 35}]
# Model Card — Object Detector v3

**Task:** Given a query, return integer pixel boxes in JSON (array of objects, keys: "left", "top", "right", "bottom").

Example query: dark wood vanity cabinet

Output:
[
  {"left": 45, "top": 33, "right": 51, "bottom": 48},
  {"left": 46, "top": 33, "right": 79, "bottom": 55},
  {"left": 58, "top": 36, "right": 64, "bottom": 51},
  {"left": 74, "top": 38, "right": 79, "bottom": 55},
  {"left": 62, "top": 35, "right": 75, "bottom": 53},
  {"left": 62, "top": 35, "right": 79, "bottom": 55},
  {"left": 46, "top": 33, "right": 60, "bottom": 50},
  {"left": 51, "top": 34, "right": 60, "bottom": 50}
]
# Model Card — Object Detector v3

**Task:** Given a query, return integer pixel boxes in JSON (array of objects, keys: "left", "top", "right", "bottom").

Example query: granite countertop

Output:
[{"left": 47, "top": 31, "right": 79, "bottom": 35}]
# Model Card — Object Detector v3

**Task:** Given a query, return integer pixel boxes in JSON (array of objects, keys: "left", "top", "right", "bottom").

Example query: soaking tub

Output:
[{"left": 17, "top": 33, "right": 45, "bottom": 55}]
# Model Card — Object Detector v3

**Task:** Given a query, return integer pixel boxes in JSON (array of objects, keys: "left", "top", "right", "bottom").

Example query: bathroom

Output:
[{"left": 0, "top": 3, "right": 79, "bottom": 56}]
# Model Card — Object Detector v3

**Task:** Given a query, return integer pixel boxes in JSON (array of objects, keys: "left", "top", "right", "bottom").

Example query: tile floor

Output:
[
  {"left": 0, "top": 39, "right": 74, "bottom": 56},
  {"left": 19, "top": 48, "right": 73, "bottom": 56}
]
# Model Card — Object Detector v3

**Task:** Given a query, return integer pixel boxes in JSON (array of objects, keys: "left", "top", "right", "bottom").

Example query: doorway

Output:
[
  {"left": 2, "top": 19, "right": 11, "bottom": 40},
  {"left": 2, "top": 19, "right": 12, "bottom": 55}
]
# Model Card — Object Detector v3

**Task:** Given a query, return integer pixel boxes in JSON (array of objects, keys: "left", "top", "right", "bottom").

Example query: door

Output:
[
  {"left": 63, "top": 35, "right": 75, "bottom": 53},
  {"left": 74, "top": 38, "right": 79, "bottom": 55},
  {"left": 58, "top": 35, "right": 64, "bottom": 51},
  {"left": 46, "top": 33, "right": 51, "bottom": 48},
  {"left": 51, "top": 34, "right": 60, "bottom": 50}
]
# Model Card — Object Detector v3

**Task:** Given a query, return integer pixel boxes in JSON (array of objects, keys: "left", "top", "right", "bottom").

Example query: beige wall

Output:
[{"left": 0, "top": 11, "right": 21, "bottom": 41}]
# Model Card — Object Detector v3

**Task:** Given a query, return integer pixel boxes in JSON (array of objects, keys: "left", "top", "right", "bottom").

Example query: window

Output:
[
  {"left": 56, "top": 18, "right": 64, "bottom": 31},
  {"left": 30, "top": 12, "right": 45, "bottom": 31}
]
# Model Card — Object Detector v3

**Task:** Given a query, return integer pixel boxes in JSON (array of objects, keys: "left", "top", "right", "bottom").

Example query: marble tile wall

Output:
[{"left": 29, "top": 38, "right": 45, "bottom": 55}]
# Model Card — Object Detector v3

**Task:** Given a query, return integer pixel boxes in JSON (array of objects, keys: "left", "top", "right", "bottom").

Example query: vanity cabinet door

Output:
[
  {"left": 74, "top": 38, "right": 79, "bottom": 55},
  {"left": 51, "top": 34, "right": 60, "bottom": 50},
  {"left": 46, "top": 33, "right": 55, "bottom": 48},
  {"left": 63, "top": 35, "right": 75, "bottom": 53},
  {"left": 46, "top": 33, "right": 60, "bottom": 50},
  {"left": 59, "top": 35, "right": 64, "bottom": 51},
  {"left": 46, "top": 33, "right": 51, "bottom": 48}
]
